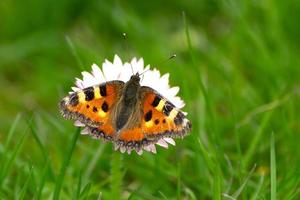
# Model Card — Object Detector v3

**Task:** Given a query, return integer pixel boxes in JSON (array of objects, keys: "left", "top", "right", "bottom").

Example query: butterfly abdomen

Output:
[{"left": 115, "top": 75, "right": 141, "bottom": 131}]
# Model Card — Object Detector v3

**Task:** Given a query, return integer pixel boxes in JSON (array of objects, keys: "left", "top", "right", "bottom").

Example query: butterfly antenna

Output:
[
  {"left": 139, "top": 54, "right": 177, "bottom": 76},
  {"left": 122, "top": 33, "right": 135, "bottom": 75}
]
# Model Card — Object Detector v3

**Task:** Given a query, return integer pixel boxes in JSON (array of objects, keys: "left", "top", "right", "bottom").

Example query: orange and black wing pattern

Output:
[
  {"left": 140, "top": 86, "right": 191, "bottom": 140},
  {"left": 116, "top": 86, "right": 191, "bottom": 151},
  {"left": 59, "top": 81, "right": 124, "bottom": 139}
]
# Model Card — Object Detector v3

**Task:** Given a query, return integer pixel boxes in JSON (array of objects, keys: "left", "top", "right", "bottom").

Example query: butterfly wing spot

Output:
[
  {"left": 154, "top": 119, "right": 159, "bottom": 125},
  {"left": 84, "top": 87, "right": 95, "bottom": 101},
  {"left": 151, "top": 96, "right": 161, "bottom": 107},
  {"left": 144, "top": 110, "right": 154, "bottom": 127},
  {"left": 92, "top": 106, "right": 98, "bottom": 112},
  {"left": 144, "top": 110, "right": 152, "bottom": 122},
  {"left": 100, "top": 85, "right": 107, "bottom": 96},
  {"left": 163, "top": 102, "right": 173, "bottom": 116},
  {"left": 101, "top": 101, "right": 109, "bottom": 112},
  {"left": 174, "top": 111, "right": 185, "bottom": 125}
]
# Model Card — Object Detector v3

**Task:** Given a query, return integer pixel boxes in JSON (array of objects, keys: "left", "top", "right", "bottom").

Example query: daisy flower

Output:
[{"left": 69, "top": 55, "right": 187, "bottom": 155}]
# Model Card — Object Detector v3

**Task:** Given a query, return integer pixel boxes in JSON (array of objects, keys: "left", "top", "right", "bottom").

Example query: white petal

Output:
[
  {"left": 135, "top": 57, "right": 144, "bottom": 73},
  {"left": 159, "top": 73, "right": 170, "bottom": 89},
  {"left": 164, "top": 138, "right": 176, "bottom": 146},
  {"left": 102, "top": 60, "right": 114, "bottom": 81},
  {"left": 172, "top": 97, "right": 185, "bottom": 108},
  {"left": 75, "top": 78, "right": 85, "bottom": 89},
  {"left": 114, "top": 144, "right": 120, "bottom": 151},
  {"left": 71, "top": 87, "right": 79, "bottom": 92},
  {"left": 130, "top": 57, "right": 137, "bottom": 73},
  {"left": 119, "top": 63, "right": 134, "bottom": 81},
  {"left": 136, "top": 149, "right": 143, "bottom": 155},
  {"left": 143, "top": 145, "right": 151, "bottom": 152},
  {"left": 113, "top": 55, "right": 124, "bottom": 80},
  {"left": 113, "top": 55, "right": 123, "bottom": 68},
  {"left": 167, "top": 87, "right": 179, "bottom": 97},
  {"left": 82, "top": 71, "right": 98, "bottom": 87},
  {"left": 81, "top": 127, "right": 89, "bottom": 135},
  {"left": 156, "top": 139, "right": 169, "bottom": 148},
  {"left": 92, "top": 64, "right": 106, "bottom": 83},
  {"left": 149, "top": 144, "right": 157, "bottom": 153},
  {"left": 120, "top": 146, "right": 126, "bottom": 153},
  {"left": 127, "top": 148, "right": 132, "bottom": 154},
  {"left": 74, "top": 120, "right": 85, "bottom": 127}
]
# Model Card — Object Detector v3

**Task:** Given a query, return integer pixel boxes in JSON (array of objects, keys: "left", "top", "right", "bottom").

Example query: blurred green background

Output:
[{"left": 1, "top": 0, "right": 300, "bottom": 199}]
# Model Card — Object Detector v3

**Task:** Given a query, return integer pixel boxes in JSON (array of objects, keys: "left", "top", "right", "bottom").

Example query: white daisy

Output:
[{"left": 71, "top": 55, "right": 185, "bottom": 155}]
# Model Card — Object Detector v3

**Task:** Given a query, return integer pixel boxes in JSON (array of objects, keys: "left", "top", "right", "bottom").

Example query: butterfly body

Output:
[
  {"left": 60, "top": 73, "right": 191, "bottom": 153},
  {"left": 115, "top": 73, "right": 141, "bottom": 132}
]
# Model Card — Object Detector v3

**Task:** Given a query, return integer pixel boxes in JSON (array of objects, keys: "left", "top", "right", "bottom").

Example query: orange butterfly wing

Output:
[
  {"left": 59, "top": 81, "right": 124, "bottom": 138},
  {"left": 141, "top": 88, "right": 191, "bottom": 139},
  {"left": 117, "top": 86, "right": 191, "bottom": 150}
]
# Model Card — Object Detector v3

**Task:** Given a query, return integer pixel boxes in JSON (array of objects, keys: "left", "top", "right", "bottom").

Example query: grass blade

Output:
[
  {"left": 65, "top": 35, "right": 84, "bottom": 71},
  {"left": 35, "top": 158, "right": 50, "bottom": 200},
  {"left": 3, "top": 113, "right": 22, "bottom": 152},
  {"left": 53, "top": 128, "right": 81, "bottom": 200},
  {"left": 19, "top": 164, "right": 33, "bottom": 200},
  {"left": 0, "top": 114, "right": 22, "bottom": 172},
  {"left": 0, "top": 120, "right": 28, "bottom": 186},
  {"left": 250, "top": 175, "right": 265, "bottom": 200},
  {"left": 271, "top": 132, "right": 277, "bottom": 200},
  {"left": 83, "top": 144, "right": 106, "bottom": 182},
  {"left": 110, "top": 152, "right": 123, "bottom": 199},
  {"left": 213, "top": 173, "right": 222, "bottom": 200},
  {"left": 184, "top": 187, "right": 197, "bottom": 200},
  {"left": 74, "top": 170, "right": 82, "bottom": 200},
  {"left": 232, "top": 164, "right": 256, "bottom": 198},
  {"left": 80, "top": 182, "right": 91, "bottom": 200},
  {"left": 126, "top": 188, "right": 162, "bottom": 200},
  {"left": 176, "top": 163, "right": 181, "bottom": 200},
  {"left": 243, "top": 110, "right": 273, "bottom": 169},
  {"left": 28, "top": 116, "right": 49, "bottom": 159},
  {"left": 182, "top": 11, "right": 218, "bottom": 143},
  {"left": 197, "top": 139, "right": 222, "bottom": 200},
  {"left": 97, "top": 191, "right": 103, "bottom": 200}
]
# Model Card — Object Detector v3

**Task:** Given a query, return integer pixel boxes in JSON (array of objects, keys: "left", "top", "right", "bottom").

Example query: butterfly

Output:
[{"left": 59, "top": 70, "right": 191, "bottom": 154}]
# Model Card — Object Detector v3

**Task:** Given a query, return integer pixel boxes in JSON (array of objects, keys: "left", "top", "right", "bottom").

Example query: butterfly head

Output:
[{"left": 129, "top": 73, "right": 141, "bottom": 83}]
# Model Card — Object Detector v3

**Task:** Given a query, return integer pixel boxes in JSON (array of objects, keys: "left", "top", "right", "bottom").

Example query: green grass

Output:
[
  {"left": 53, "top": 128, "right": 80, "bottom": 200},
  {"left": 270, "top": 132, "right": 277, "bottom": 200},
  {"left": 1, "top": 0, "right": 300, "bottom": 199}
]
